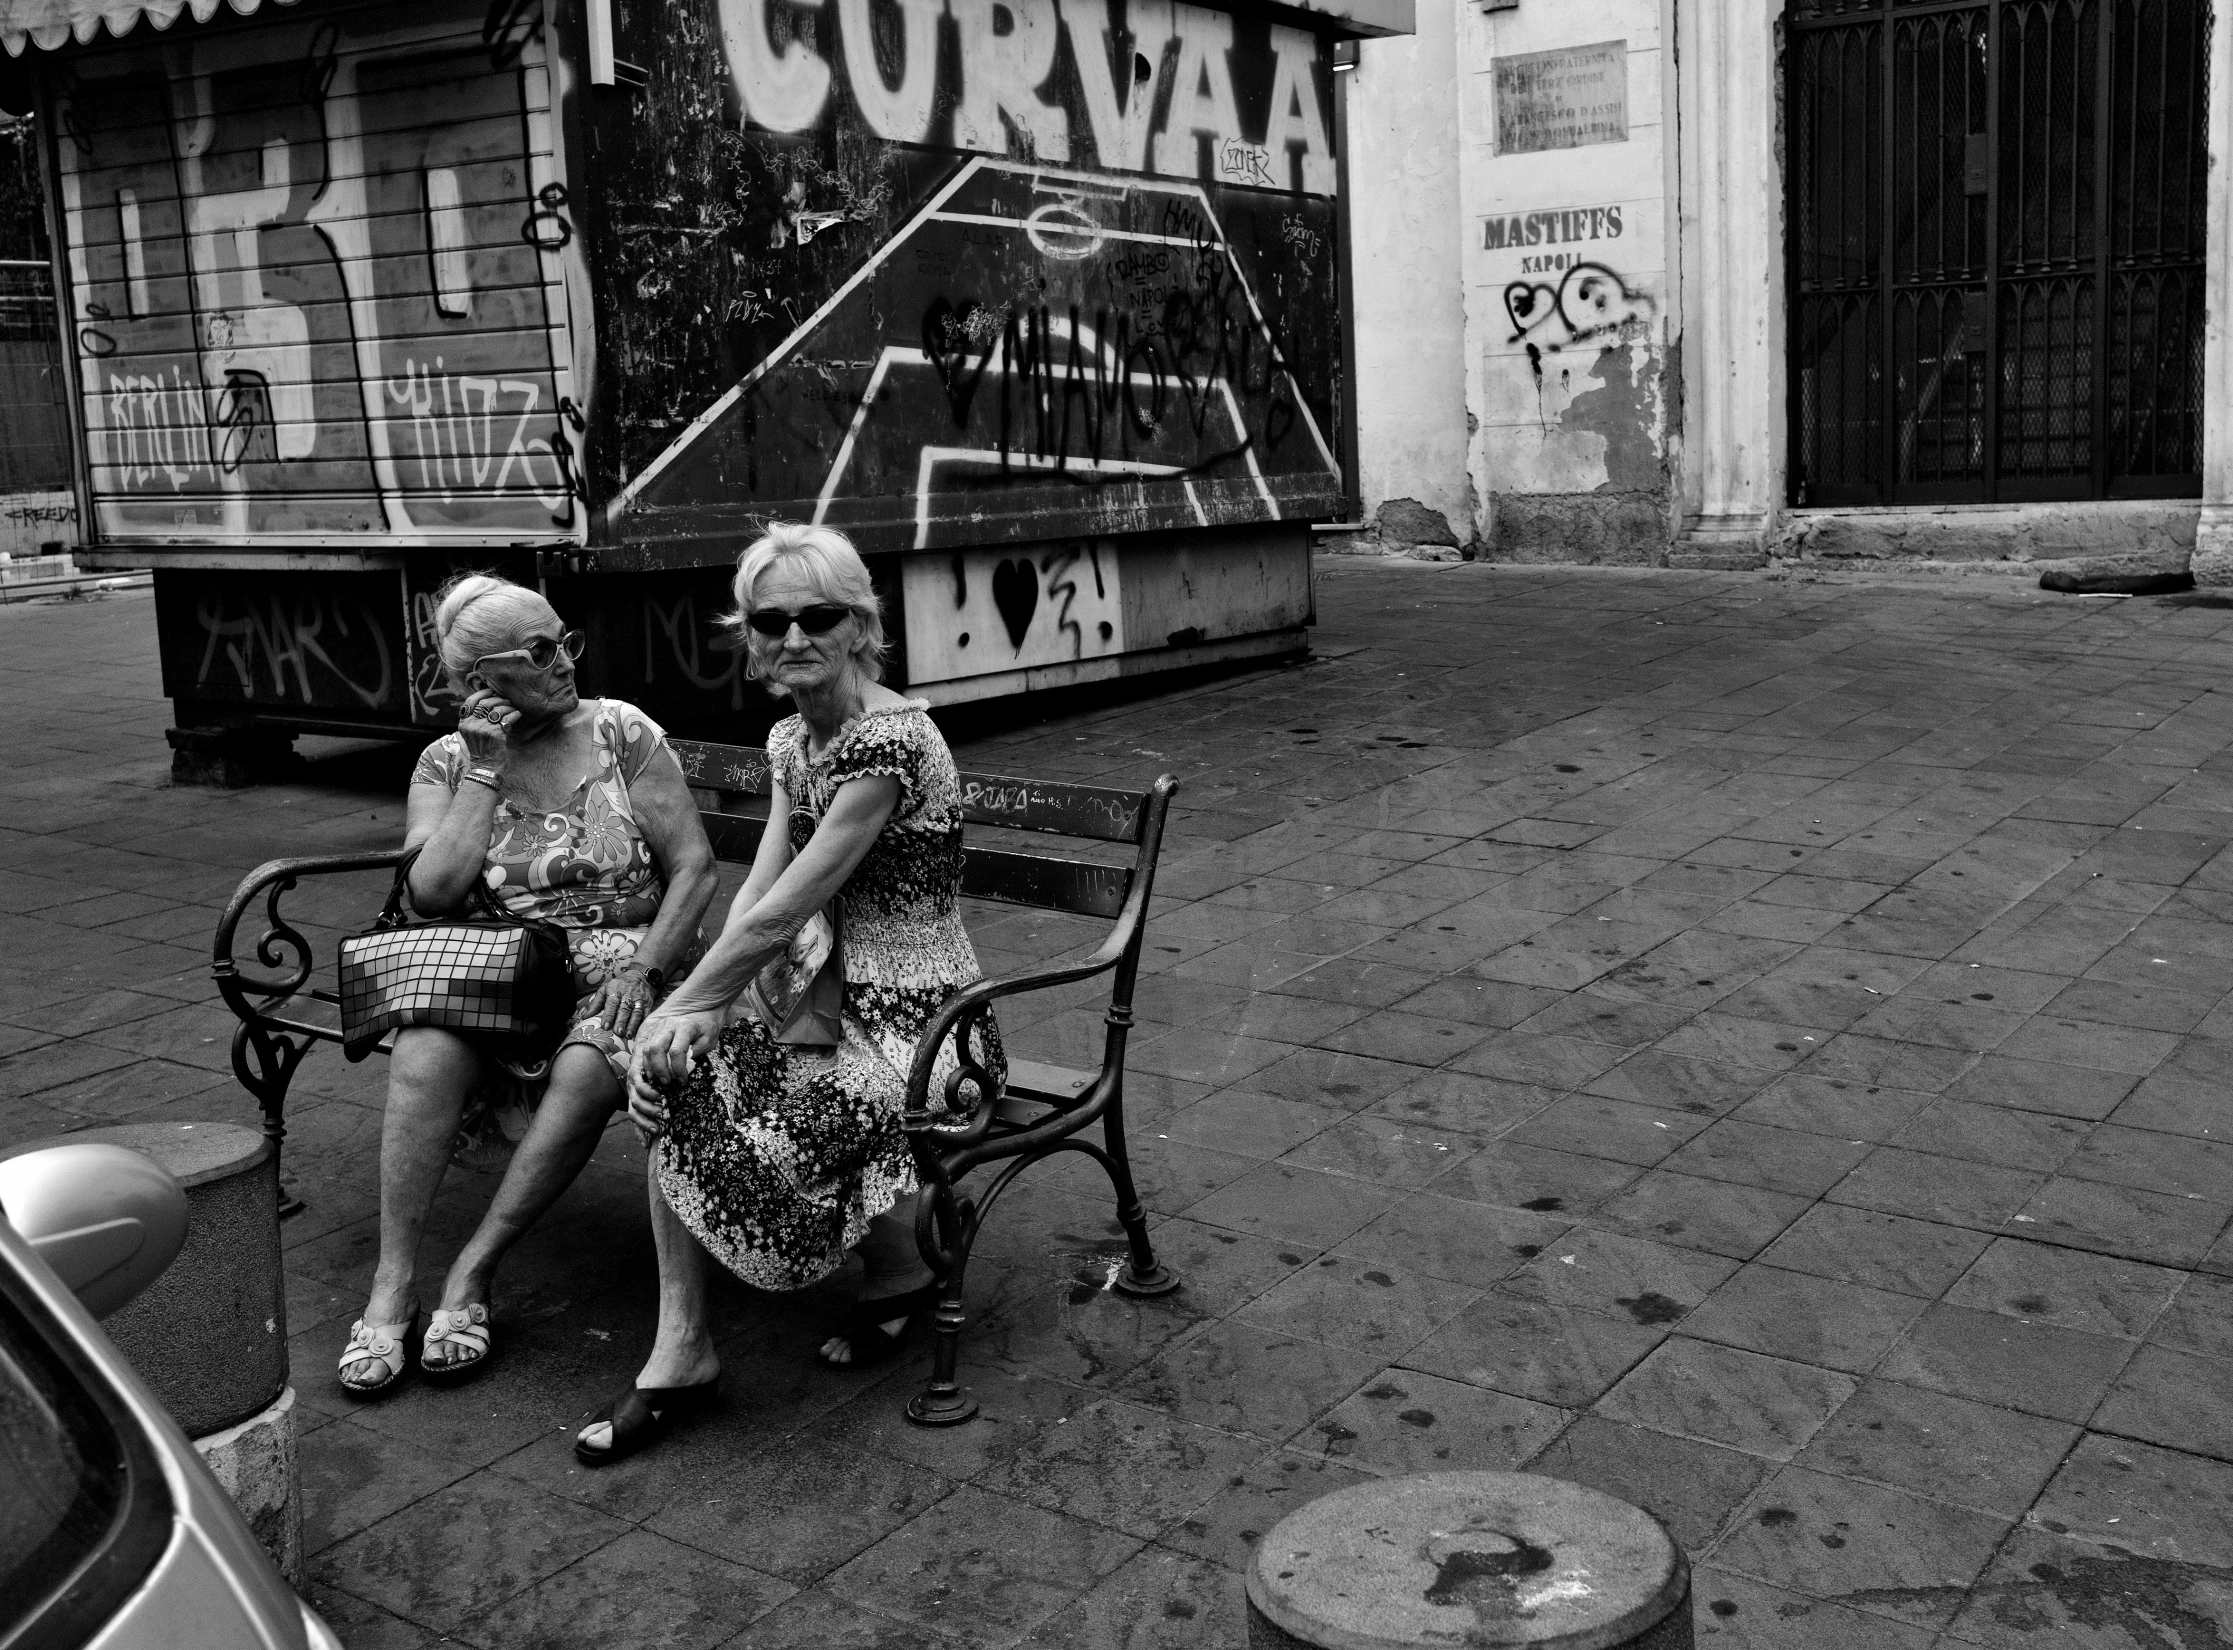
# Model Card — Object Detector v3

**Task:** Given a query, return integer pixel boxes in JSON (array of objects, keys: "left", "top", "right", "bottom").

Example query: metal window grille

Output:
[
  {"left": 1787, "top": 0, "right": 2209, "bottom": 506},
  {"left": 0, "top": 258, "right": 72, "bottom": 495}
]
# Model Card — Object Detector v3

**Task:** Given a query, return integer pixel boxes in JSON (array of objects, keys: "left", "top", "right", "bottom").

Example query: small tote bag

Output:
[
  {"left": 741, "top": 903, "right": 844, "bottom": 1048},
  {"left": 338, "top": 853, "right": 576, "bottom": 1062}
]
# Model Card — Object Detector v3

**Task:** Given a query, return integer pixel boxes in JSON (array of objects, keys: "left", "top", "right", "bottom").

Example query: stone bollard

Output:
[
  {"left": 194, "top": 1387, "right": 303, "bottom": 1586},
  {"left": 4, "top": 1121, "right": 300, "bottom": 1584},
  {"left": 61, "top": 1122, "right": 289, "bottom": 1433},
  {"left": 1247, "top": 1472, "right": 1692, "bottom": 1650}
]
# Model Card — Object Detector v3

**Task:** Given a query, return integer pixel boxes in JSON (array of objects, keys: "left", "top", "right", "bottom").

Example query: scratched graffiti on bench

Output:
[
  {"left": 675, "top": 741, "right": 775, "bottom": 792},
  {"left": 52, "top": 0, "right": 584, "bottom": 545},
  {"left": 959, "top": 778, "right": 1138, "bottom": 833}
]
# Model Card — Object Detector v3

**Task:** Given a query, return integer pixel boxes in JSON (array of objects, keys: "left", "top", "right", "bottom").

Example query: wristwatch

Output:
[{"left": 620, "top": 961, "right": 664, "bottom": 991}]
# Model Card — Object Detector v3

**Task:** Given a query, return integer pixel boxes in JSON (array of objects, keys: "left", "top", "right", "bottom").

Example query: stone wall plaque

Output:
[{"left": 1494, "top": 40, "right": 1629, "bottom": 155}]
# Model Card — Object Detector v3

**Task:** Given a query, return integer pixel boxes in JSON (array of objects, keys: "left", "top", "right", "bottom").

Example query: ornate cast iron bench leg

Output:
[
  {"left": 1101, "top": 1091, "right": 1179, "bottom": 1298},
  {"left": 229, "top": 1019, "right": 313, "bottom": 1217},
  {"left": 906, "top": 1182, "right": 980, "bottom": 1428},
  {"left": 883, "top": 770, "right": 1184, "bottom": 1423}
]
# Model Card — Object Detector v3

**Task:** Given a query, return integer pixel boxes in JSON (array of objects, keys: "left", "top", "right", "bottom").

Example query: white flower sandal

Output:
[
  {"left": 337, "top": 1313, "right": 417, "bottom": 1397},
  {"left": 420, "top": 1304, "right": 493, "bottom": 1382}
]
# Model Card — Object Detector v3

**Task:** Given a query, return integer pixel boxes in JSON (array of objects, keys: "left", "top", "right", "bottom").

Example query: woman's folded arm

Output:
[
  {"left": 658, "top": 772, "right": 901, "bottom": 1016},
  {"left": 402, "top": 779, "right": 501, "bottom": 914}
]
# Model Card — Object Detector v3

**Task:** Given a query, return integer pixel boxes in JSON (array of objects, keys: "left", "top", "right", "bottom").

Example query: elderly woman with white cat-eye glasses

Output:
[{"left": 335, "top": 571, "right": 716, "bottom": 1398}]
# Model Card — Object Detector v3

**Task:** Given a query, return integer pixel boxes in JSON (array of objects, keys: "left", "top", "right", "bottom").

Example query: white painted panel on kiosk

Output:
[{"left": 904, "top": 543, "right": 1127, "bottom": 681}]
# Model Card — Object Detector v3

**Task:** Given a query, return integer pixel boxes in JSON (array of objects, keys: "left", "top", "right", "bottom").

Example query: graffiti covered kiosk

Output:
[{"left": 8, "top": 0, "right": 1409, "bottom": 766}]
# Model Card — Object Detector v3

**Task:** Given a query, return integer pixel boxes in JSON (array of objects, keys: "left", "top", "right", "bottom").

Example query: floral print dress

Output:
[
  {"left": 410, "top": 699, "right": 700, "bottom": 1165},
  {"left": 657, "top": 701, "right": 1006, "bottom": 1291}
]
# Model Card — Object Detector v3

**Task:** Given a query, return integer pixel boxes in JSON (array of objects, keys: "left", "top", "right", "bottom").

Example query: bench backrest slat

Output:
[
  {"left": 673, "top": 739, "right": 1144, "bottom": 844},
  {"left": 954, "top": 774, "right": 1143, "bottom": 843},
  {"left": 962, "top": 849, "right": 1131, "bottom": 919},
  {"left": 673, "top": 743, "right": 775, "bottom": 794},
  {"left": 672, "top": 738, "right": 1151, "bottom": 922}
]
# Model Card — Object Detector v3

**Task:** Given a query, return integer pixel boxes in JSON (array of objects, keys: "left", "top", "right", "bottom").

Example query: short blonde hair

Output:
[
  {"left": 431, "top": 572, "right": 554, "bottom": 692},
  {"left": 722, "top": 523, "right": 887, "bottom": 684}
]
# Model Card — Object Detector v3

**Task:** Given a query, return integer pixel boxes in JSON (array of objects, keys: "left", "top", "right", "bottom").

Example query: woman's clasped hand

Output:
[{"left": 623, "top": 1005, "right": 723, "bottom": 1143}]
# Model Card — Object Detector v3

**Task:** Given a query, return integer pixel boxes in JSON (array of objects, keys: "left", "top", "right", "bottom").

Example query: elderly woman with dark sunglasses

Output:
[
  {"left": 337, "top": 572, "right": 718, "bottom": 1396},
  {"left": 571, "top": 522, "right": 1006, "bottom": 1465}
]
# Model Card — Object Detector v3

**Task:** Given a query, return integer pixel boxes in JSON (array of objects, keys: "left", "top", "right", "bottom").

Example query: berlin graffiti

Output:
[
  {"left": 53, "top": 0, "right": 584, "bottom": 545},
  {"left": 596, "top": 0, "right": 1345, "bottom": 555}
]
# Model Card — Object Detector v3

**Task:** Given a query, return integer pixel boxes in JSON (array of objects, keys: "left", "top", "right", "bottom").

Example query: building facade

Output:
[{"left": 1348, "top": 0, "right": 2233, "bottom": 576}]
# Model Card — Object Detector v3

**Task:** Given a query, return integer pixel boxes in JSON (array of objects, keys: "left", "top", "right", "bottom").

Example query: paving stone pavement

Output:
[{"left": 6, "top": 563, "right": 2233, "bottom": 1648}]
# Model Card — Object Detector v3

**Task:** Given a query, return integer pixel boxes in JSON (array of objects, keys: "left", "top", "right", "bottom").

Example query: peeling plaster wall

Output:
[
  {"left": 1482, "top": 341, "right": 1667, "bottom": 563},
  {"left": 1462, "top": 0, "right": 1677, "bottom": 565},
  {"left": 1347, "top": 0, "right": 1473, "bottom": 546}
]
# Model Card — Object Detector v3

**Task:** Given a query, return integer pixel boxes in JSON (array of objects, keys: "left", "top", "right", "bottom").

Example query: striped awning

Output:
[{"left": 2, "top": 0, "right": 296, "bottom": 55}]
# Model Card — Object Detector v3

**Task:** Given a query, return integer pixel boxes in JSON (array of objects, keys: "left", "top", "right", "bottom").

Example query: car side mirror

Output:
[{"left": 0, "top": 1144, "right": 189, "bottom": 1318}]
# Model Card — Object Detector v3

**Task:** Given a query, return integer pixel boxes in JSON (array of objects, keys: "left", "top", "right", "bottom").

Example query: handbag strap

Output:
[
  {"left": 376, "top": 847, "right": 513, "bottom": 931},
  {"left": 372, "top": 849, "right": 423, "bottom": 932}
]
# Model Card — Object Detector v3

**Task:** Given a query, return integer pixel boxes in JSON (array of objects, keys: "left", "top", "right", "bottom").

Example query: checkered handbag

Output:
[{"left": 338, "top": 855, "right": 575, "bottom": 1062}]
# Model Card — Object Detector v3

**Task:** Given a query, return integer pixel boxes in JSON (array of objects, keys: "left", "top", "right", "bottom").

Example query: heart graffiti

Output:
[
  {"left": 1504, "top": 262, "right": 1654, "bottom": 350},
  {"left": 991, "top": 558, "right": 1039, "bottom": 652},
  {"left": 920, "top": 298, "right": 1005, "bottom": 426}
]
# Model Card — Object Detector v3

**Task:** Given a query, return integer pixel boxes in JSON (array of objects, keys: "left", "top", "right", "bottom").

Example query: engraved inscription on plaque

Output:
[{"left": 1493, "top": 40, "right": 1629, "bottom": 156}]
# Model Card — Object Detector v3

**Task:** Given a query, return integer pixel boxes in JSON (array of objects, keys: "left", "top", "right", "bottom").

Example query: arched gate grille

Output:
[{"left": 1788, "top": 0, "right": 2210, "bottom": 505}]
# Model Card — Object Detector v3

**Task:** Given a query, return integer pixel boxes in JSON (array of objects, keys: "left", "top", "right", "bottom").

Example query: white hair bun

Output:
[
  {"left": 433, "top": 572, "right": 512, "bottom": 644},
  {"left": 429, "top": 571, "right": 550, "bottom": 690}
]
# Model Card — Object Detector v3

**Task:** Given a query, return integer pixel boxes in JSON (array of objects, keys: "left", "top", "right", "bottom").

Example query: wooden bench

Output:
[{"left": 211, "top": 741, "right": 1182, "bottom": 1426}]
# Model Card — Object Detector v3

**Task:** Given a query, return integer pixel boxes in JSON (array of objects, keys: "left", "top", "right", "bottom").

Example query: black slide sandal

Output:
[
  {"left": 814, "top": 1283, "right": 941, "bottom": 1369},
  {"left": 572, "top": 1377, "right": 720, "bottom": 1467}
]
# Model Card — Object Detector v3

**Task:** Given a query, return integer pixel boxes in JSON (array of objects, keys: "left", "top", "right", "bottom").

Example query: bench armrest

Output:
[
  {"left": 211, "top": 851, "right": 408, "bottom": 1021},
  {"left": 901, "top": 903, "right": 1141, "bottom": 1147},
  {"left": 901, "top": 772, "right": 1175, "bottom": 1151}
]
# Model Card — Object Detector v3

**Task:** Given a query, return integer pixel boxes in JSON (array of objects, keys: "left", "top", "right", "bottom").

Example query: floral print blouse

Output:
[
  {"left": 409, "top": 698, "right": 670, "bottom": 932},
  {"left": 774, "top": 699, "right": 981, "bottom": 997}
]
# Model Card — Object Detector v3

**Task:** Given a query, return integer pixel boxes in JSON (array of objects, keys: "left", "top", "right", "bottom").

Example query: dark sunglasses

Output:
[
  {"left": 473, "top": 629, "right": 586, "bottom": 672},
  {"left": 746, "top": 604, "right": 852, "bottom": 638}
]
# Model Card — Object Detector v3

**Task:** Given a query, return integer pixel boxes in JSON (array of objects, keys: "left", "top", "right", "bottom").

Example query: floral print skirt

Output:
[{"left": 655, "top": 980, "right": 1005, "bottom": 1292}]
